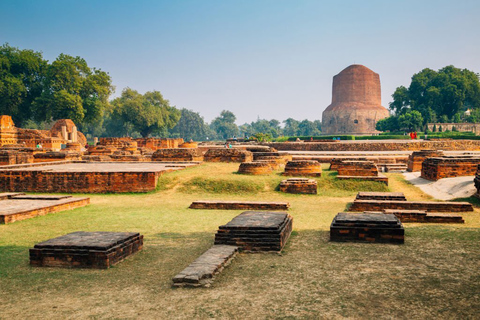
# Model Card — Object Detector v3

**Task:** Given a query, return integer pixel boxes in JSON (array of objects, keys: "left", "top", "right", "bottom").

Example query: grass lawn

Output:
[{"left": 0, "top": 163, "right": 479, "bottom": 319}]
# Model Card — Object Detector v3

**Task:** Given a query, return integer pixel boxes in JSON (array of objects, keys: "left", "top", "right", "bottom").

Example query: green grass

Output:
[{"left": 0, "top": 163, "right": 479, "bottom": 319}]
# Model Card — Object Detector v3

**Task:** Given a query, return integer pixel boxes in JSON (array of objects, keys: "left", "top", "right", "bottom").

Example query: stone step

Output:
[{"left": 172, "top": 245, "right": 239, "bottom": 287}]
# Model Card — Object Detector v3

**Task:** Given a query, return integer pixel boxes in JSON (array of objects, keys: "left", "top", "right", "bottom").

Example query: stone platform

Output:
[
  {"left": 382, "top": 209, "right": 464, "bottom": 223},
  {"left": 279, "top": 178, "right": 317, "bottom": 194},
  {"left": 349, "top": 200, "right": 473, "bottom": 213},
  {"left": 172, "top": 245, "right": 239, "bottom": 287},
  {"left": 330, "top": 212, "right": 404, "bottom": 244},
  {"left": 0, "top": 193, "right": 90, "bottom": 224},
  {"left": 30, "top": 231, "right": 143, "bottom": 268},
  {"left": 0, "top": 161, "right": 197, "bottom": 193},
  {"left": 189, "top": 200, "right": 289, "bottom": 211},
  {"left": 214, "top": 211, "right": 293, "bottom": 252},
  {"left": 336, "top": 174, "right": 388, "bottom": 185},
  {"left": 355, "top": 192, "right": 406, "bottom": 201}
]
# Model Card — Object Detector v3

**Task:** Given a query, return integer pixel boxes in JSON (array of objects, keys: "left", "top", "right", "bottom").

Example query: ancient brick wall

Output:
[
  {"left": 336, "top": 161, "right": 379, "bottom": 177},
  {"left": 264, "top": 140, "right": 480, "bottom": 152},
  {"left": 420, "top": 156, "right": 480, "bottom": 180},
  {"left": 279, "top": 178, "right": 317, "bottom": 194},
  {"left": 349, "top": 200, "right": 473, "bottom": 212},
  {"left": 0, "top": 171, "right": 161, "bottom": 193},
  {"left": 407, "top": 150, "right": 444, "bottom": 172},
  {"left": 204, "top": 149, "right": 253, "bottom": 163},
  {"left": 152, "top": 148, "right": 203, "bottom": 162},
  {"left": 33, "top": 152, "right": 82, "bottom": 163}
]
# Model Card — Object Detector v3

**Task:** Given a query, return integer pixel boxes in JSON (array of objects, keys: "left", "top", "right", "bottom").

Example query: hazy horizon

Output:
[{"left": 2, "top": 0, "right": 479, "bottom": 124}]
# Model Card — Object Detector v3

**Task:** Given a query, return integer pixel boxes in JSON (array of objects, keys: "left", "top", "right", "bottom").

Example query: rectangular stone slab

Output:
[
  {"left": 350, "top": 200, "right": 474, "bottom": 213},
  {"left": 0, "top": 196, "right": 90, "bottom": 224},
  {"left": 30, "top": 231, "right": 143, "bottom": 268},
  {"left": 189, "top": 200, "right": 290, "bottom": 211},
  {"left": 172, "top": 245, "right": 238, "bottom": 287},
  {"left": 356, "top": 192, "right": 406, "bottom": 201}
]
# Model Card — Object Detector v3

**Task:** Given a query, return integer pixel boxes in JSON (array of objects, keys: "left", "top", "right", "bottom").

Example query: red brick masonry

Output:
[{"left": 189, "top": 200, "right": 290, "bottom": 211}]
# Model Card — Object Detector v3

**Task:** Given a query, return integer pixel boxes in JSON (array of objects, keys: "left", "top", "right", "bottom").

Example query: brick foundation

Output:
[
  {"left": 279, "top": 178, "right": 317, "bottom": 194},
  {"left": 152, "top": 148, "right": 203, "bottom": 162},
  {"left": 349, "top": 200, "right": 473, "bottom": 212},
  {"left": 204, "top": 149, "right": 253, "bottom": 163},
  {"left": 336, "top": 160, "right": 379, "bottom": 176},
  {"left": 420, "top": 156, "right": 480, "bottom": 181},
  {"left": 238, "top": 162, "right": 273, "bottom": 175},
  {"left": 283, "top": 160, "right": 322, "bottom": 177},
  {"left": 30, "top": 232, "right": 143, "bottom": 269},
  {"left": 355, "top": 192, "right": 406, "bottom": 201},
  {"left": 189, "top": 200, "right": 289, "bottom": 211},
  {"left": 407, "top": 150, "right": 444, "bottom": 172}
]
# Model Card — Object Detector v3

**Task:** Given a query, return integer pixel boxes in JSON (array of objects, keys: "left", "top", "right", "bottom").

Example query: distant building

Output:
[{"left": 322, "top": 64, "right": 390, "bottom": 135}]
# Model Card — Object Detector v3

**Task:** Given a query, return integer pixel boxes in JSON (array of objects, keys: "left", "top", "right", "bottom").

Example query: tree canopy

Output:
[
  {"left": 110, "top": 88, "right": 180, "bottom": 137},
  {"left": 378, "top": 65, "right": 480, "bottom": 132},
  {"left": 210, "top": 110, "right": 239, "bottom": 139},
  {"left": 170, "top": 108, "right": 214, "bottom": 141}
]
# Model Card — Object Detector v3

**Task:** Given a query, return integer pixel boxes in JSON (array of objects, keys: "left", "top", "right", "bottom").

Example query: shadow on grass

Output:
[{"left": 452, "top": 196, "right": 480, "bottom": 207}]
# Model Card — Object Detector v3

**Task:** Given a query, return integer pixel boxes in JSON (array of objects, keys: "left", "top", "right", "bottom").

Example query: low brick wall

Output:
[
  {"left": 279, "top": 178, "right": 317, "bottom": 194},
  {"left": 283, "top": 160, "right": 322, "bottom": 177},
  {"left": 0, "top": 150, "right": 34, "bottom": 165},
  {"left": 337, "top": 175, "right": 388, "bottom": 185},
  {"left": 383, "top": 209, "right": 464, "bottom": 223},
  {"left": 238, "top": 162, "right": 273, "bottom": 175},
  {"left": 349, "top": 200, "right": 474, "bottom": 212},
  {"left": 34, "top": 152, "right": 82, "bottom": 163},
  {"left": 189, "top": 200, "right": 290, "bottom": 211},
  {"left": 152, "top": 148, "right": 203, "bottom": 162},
  {"left": 204, "top": 149, "right": 253, "bottom": 163},
  {"left": 407, "top": 150, "right": 444, "bottom": 172},
  {"left": 420, "top": 156, "right": 480, "bottom": 180},
  {"left": 336, "top": 161, "right": 379, "bottom": 177},
  {"left": 0, "top": 170, "right": 162, "bottom": 193},
  {"left": 356, "top": 192, "right": 406, "bottom": 201},
  {"left": 264, "top": 140, "right": 480, "bottom": 152}
]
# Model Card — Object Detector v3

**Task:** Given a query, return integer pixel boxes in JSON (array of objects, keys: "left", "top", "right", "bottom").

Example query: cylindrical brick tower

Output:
[{"left": 322, "top": 65, "right": 390, "bottom": 135}]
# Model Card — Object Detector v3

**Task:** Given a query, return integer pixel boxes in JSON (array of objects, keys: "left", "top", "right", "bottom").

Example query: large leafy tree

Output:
[
  {"left": 33, "top": 54, "right": 113, "bottom": 126},
  {"left": 0, "top": 44, "right": 47, "bottom": 126},
  {"left": 210, "top": 110, "right": 239, "bottom": 139},
  {"left": 111, "top": 88, "right": 180, "bottom": 137},
  {"left": 170, "top": 108, "right": 213, "bottom": 141},
  {"left": 391, "top": 65, "right": 480, "bottom": 118}
]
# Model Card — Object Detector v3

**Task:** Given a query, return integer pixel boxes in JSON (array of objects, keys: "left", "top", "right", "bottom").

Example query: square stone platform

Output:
[
  {"left": 30, "top": 231, "right": 143, "bottom": 268},
  {"left": 330, "top": 212, "right": 404, "bottom": 244},
  {"left": 214, "top": 211, "right": 293, "bottom": 252},
  {"left": 0, "top": 161, "right": 197, "bottom": 193},
  {"left": 0, "top": 193, "right": 90, "bottom": 224}
]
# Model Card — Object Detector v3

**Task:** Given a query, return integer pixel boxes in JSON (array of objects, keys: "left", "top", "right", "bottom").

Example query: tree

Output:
[
  {"left": 210, "top": 110, "right": 239, "bottom": 139},
  {"left": 398, "top": 111, "right": 424, "bottom": 131},
  {"left": 390, "top": 65, "right": 480, "bottom": 123},
  {"left": 283, "top": 118, "right": 300, "bottom": 136},
  {"left": 375, "top": 116, "right": 400, "bottom": 132},
  {"left": 170, "top": 108, "right": 213, "bottom": 141},
  {"left": 0, "top": 44, "right": 47, "bottom": 126},
  {"left": 298, "top": 119, "right": 322, "bottom": 136},
  {"left": 111, "top": 88, "right": 180, "bottom": 137},
  {"left": 32, "top": 54, "right": 113, "bottom": 127}
]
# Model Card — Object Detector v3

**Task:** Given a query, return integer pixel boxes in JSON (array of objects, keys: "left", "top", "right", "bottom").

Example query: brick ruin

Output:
[
  {"left": 204, "top": 149, "right": 253, "bottom": 163},
  {"left": 0, "top": 162, "right": 197, "bottom": 193},
  {"left": 349, "top": 199, "right": 473, "bottom": 213},
  {"left": 173, "top": 211, "right": 293, "bottom": 287},
  {"left": 152, "top": 148, "right": 203, "bottom": 162},
  {"left": 474, "top": 165, "right": 480, "bottom": 198},
  {"left": 279, "top": 178, "right": 317, "bottom": 194},
  {"left": 407, "top": 150, "right": 445, "bottom": 172},
  {"left": 0, "top": 193, "right": 90, "bottom": 224},
  {"left": 30, "top": 232, "right": 143, "bottom": 269},
  {"left": 189, "top": 200, "right": 290, "bottom": 211},
  {"left": 283, "top": 160, "right": 322, "bottom": 177},
  {"left": 330, "top": 212, "right": 405, "bottom": 244},
  {"left": 238, "top": 162, "right": 273, "bottom": 175},
  {"left": 331, "top": 159, "right": 388, "bottom": 185},
  {"left": 420, "top": 156, "right": 480, "bottom": 181}
]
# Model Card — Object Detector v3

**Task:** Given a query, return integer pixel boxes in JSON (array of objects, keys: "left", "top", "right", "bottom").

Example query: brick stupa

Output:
[{"left": 322, "top": 65, "right": 390, "bottom": 135}]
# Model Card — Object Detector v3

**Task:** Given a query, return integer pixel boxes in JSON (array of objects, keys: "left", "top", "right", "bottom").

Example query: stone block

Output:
[
  {"left": 330, "top": 212, "right": 404, "bottom": 244},
  {"left": 279, "top": 178, "right": 317, "bottom": 194},
  {"left": 214, "top": 211, "right": 293, "bottom": 252},
  {"left": 30, "top": 232, "right": 143, "bottom": 268}
]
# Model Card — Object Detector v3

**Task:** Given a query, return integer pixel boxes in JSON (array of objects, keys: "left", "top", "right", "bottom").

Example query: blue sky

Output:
[{"left": 1, "top": 0, "right": 479, "bottom": 124}]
